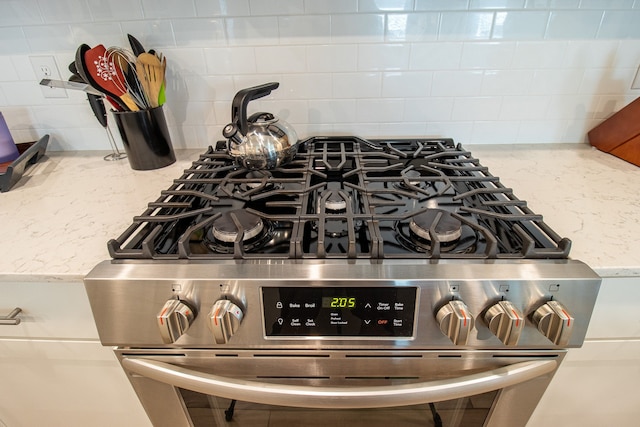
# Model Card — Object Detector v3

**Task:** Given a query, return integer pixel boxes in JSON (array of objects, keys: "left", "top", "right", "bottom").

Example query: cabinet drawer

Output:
[
  {"left": 586, "top": 277, "right": 640, "bottom": 339},
  {"left": 0, "top": 281, "right": 98, "bottom": 339},
  {"left": 0, "top": 339, "right": 151, "bottom": 427}
]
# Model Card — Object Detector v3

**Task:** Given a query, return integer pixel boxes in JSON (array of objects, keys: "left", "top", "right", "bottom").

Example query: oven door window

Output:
[{"left": 179, "top": 388, "right": 499, "bottom": 427}]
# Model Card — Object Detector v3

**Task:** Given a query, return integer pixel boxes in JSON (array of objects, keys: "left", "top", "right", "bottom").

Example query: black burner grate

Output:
[{"left": 108, "top": 137, "right": 570, "bottom": 260}]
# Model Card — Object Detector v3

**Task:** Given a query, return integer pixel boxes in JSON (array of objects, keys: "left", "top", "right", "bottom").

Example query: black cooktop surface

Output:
[{"left": 108, "top": 136, "right": 570, "bottom": 260}]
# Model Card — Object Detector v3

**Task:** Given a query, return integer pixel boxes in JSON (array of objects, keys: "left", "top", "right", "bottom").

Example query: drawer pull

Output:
[{"left": 0, "top": 307, "right": 22, "bottom": 325}]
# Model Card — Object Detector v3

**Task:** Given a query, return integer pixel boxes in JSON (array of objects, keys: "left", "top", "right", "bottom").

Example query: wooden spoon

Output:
[
  {"left": 136, "top": 53, "right": 163, "bottom": 108},
  {"left": 84, "top": 44, "right": 139, "bottom": 111}
]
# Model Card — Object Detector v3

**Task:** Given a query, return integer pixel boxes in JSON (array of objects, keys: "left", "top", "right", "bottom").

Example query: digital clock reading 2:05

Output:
[{"left": 322, "top": 296, "right": 356, "bottom": 308}]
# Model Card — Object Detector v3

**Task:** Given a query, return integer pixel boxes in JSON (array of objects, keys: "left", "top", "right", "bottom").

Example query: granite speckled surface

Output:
[{"left": 1, "top": 143, "right": 638, "bottom": 281}]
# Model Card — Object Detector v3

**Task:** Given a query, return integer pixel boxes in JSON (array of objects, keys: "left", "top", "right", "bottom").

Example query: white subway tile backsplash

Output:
[
  {"left": 303, "top": 0, "right": 358, "bottom": 14},
  {"left": 333, "top": 72, "right": 382, "bottom": 98},
  {"left": 562, "top": 40, "right": 620, "bottom": 70},
  {"left": 306, "top": 44, "right": 358, "bottom": 72},
  {"left": 481, "top": 69, "right": 534, "bottom": 95},
  {"left": 524, "top": 0, "right": 579, "bottom": 8},
  {"left": 249, "top": 0, "right": 304, "bottom": 16},
  {"left": 545, "top": 11, "right": 603, "bottom": 39},
  {"left": 331, "top": 14, "right": 385, "bottom": 43},
  {"left": 141, "top": 0, "right": 196, "bottom": 19},
  {"left": 254, "top": 46, "right": 306, "bottom": 73},
  {"left": 172, "top": 18, "right": 226, "bottom": 47},
  {"left": 383, "top": 71, "right": 432, "bottom": 97},
  {"left": 409, "top": 42, "right": 463, "bottom": 70},
  {"left": 0, "top": 57, "right": 19, "bottom": 81},
  {"left": 385, "top": 13, "right": 439, "bottom": 42},
  {"left": 439, "top": 12, "right": 493, "bottom": 41},
  {"left": 471, "top": 121, "right": 520, "bottom": 144},
  {"left": 403, "top": 97, "right": 454, "bottom": 121},
  {"left": 120, "top": 20, "right": 176, "bottom": 49},
  {"left": 358, "top": 0, "right": 415, "bottom": 12},
  {"left": 225, "top": 16, "right": 279, "bottom": 45},
  {"left": 279, "top": 74, "right": 332, "bottom": 99},
  {"left": 358, "top": 44, "right": 410, "bottom": 70},
  {"left": 87, "top": 0, "right": 144, "bottom": 21},
  {"left": 279, "top": 15, "right": 331, "bottom": 44},
  {"left": 470, "top": 0, "right": 525, "bottom": 9},
  {"left": 452, "top": 96, "right": 502, "bottom": 120},
  {"left": 598, "top": 10, "right": 640, "bottom": 38},
  {"left": 356, "top": 98, "right": 405, "bottom": 122},
  {"left": 426, "top": 121, "right": 473, "bottom": 141},
  {"left": 38, "top": 0, "right": 92, "bottom": 24},
  {"left": 499, "top": 95, "right": 550, "bottom": 119},
  {"left": 578, "top": 0, "right": 634, "bottom": 9},
  {"left": 492, "top": 11, "right": 548, "bottom": 40},
  {"left": 23, "top": 25, "right": 76, "bottom": 52},
  {"left": 0, "top": 28, "right": 29, "bottom": 55},
  {"left": 308, "top": 99, "right": 358, "bottom": 123},
  {"left": 511, "top": 41, "right": 567, "bottom": 68},
  {"left": 415, "top": 0, "right": 469, "bottom": 11},
  {"left": 203, "top": 47, "right": 254, "bottom": 75},
  {"left": 72, "top": 23, "right": 126, "bottom": 49},
  {"left": 460, "top": 42, "right": 515, "bottom": 69},
  {"left": 580, "top": 67, "right": 637, "bottom": 94},
  {"left": 545, "top": 94, "right": 596, "bottom": 119},
  {"left": 530, "top": 69, "right": 584, "bottom": 94},
  {"left": 615, "top": 40, "right": 640, "bottom": 68},
  {"left": 194, "top": 0, "right": 250, "bottom": 16},
  {"left": 431, "top": 70, "right": 484, "bottom": 96},
  {"left": 168, "top": 48, "right": 207, "bottom": 75},
  {"left": 1, "top": 0, "right": 639, "bottom": 148},
  {"left": 0, "top": 0, "right": 42, "bottom": 25}
]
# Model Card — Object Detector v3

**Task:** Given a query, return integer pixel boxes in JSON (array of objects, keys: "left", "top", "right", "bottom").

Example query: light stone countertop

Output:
[{"left": 1, "top": 142, "right": 638, "bottom": 282}]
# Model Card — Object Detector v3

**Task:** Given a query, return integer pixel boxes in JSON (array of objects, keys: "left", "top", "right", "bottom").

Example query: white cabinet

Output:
[
  {"left": 0, "top": 280, "right": 151, "bottom": 427},
  {"left": 527, "top": 277, "right": 640, "bottom": 427}
]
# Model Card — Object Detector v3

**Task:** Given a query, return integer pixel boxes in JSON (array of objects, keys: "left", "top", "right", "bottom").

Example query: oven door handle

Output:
[{"left": 121, "top": 358, "right": 557, "bottom": 409}]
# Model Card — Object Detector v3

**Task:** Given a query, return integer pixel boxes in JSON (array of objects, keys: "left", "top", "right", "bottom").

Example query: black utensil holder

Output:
[{"left": 113, "top": 106, "right": 175, "bottom": 170}]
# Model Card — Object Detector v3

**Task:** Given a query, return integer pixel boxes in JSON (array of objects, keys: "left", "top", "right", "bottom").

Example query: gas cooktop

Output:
[{"left": 108, "top": 136, "right": 570, "bottom": 260}]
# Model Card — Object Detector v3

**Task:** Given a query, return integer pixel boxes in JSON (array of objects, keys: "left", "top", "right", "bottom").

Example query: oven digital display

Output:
[{"left": 262, "top": 287, "right": 417, "bottom": 338}]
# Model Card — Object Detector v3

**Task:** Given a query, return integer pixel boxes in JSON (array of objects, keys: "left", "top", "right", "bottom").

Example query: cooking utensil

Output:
[
  {"left": 127, "top": 34, "right": 146, "bottom": 56},
  {"left": 222, "top": 82, "right": 299, "bottom": 170},
  {"left": 75, "top": 44, "right": 127, "bottom": 111},
  {"left": 158, "top": 55, "right": 166, "bottom": 106},
  {"left": 84, "top": 44, "right": 139, "bottom": 111},
  {"left": 39, "top": 78, "right": 104, "bottom": 96},
  {"left": 86, "top": 94, "right": 127, "bottom": 161},
  {"left": 106, "top": 47, "right": 149, "bottom": 110},
  {"left": 136, "top": 53, "right": 164, "bottom": 108}
]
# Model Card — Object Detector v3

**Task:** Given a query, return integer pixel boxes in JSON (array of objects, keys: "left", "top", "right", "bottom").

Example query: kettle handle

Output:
[{"left": 230, "top": 82, "right": 279, "bottom": 134}]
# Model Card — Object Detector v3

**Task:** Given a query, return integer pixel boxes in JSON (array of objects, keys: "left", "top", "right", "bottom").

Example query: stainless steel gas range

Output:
[{"left": 84, "top": 137, "right": 601, "bottom": 427}]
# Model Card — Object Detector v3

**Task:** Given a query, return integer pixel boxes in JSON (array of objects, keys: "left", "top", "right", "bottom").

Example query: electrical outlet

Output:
[
  {"left": 632, "top": 65, "right": 640, "bottom": 90},
  {"left": 29, "top": 55, "right": 67, "bottom": 98}
]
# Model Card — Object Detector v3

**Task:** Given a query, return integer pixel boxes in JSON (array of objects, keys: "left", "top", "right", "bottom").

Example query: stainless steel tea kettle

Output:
[{"left": 222, "top": 82, "right": 299, "bottom": 170}]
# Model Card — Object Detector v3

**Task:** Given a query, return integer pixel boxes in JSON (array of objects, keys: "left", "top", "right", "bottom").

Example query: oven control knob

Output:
[
  {"left": 532, "top": 300, "right": 574, "bottom": 346},
  {"left": 157, "top": 299, "right": 197, "bottom": 344},
  {"left": 209, "top": 299, "right": 244, "bottom": 344},
  {"left": 484, "top": 301, "right": 524, "bottom": 346},
  {"left": 436, "top": 300, "right": 474, "bottom": 345}
]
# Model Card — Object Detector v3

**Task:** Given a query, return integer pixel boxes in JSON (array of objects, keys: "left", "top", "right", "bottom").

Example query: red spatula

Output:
[{"left": 84, "top": 44, "right": 139, "bottom": 111}]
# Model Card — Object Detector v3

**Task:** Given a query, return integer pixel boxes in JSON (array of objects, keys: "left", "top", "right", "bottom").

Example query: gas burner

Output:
[
  {"left": 236, "top": 170, "right": 275, "bottom": 193},
  {"left": 324, "top": 220, "right": 349, "bottom": 238},
  {"left": 402, "top": 170, "right": 422, "bottom": 187},
  {"left": 210, "top": 209, "right": 265, "bottom": 243},
  {"left": 393, "top": 209, "right": 477, "bottom": 254},
  {"left": 321, "top": 190, "right": 348, "bottom": 213},
  {"left": 410, "top": 209, "right": 462, "bottom": 243}
]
